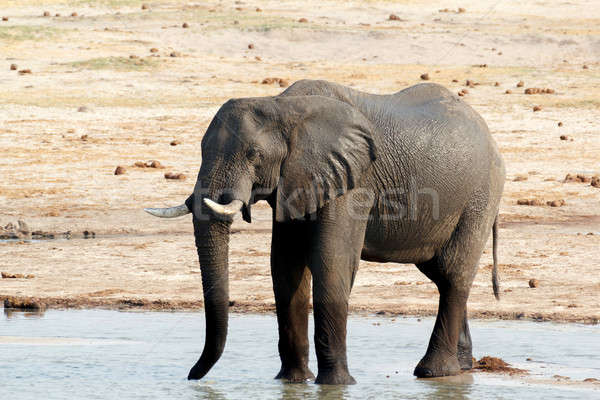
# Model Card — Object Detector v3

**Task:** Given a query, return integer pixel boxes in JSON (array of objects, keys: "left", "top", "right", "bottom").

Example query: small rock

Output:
[
  {"left": 517, "top": 198, "right": 543, "bottom": 206},
  {"left": 558, "top": 121, "right": 563, "bottom": 127},
  {"left": 298, "top": 18, "right": 308, "bottom": 23},
  {"left": 141, "top": 4, "right": 149, "bottom": 10},
  {"left": 150, "top": 48, "right": 159, "bottom": 53},
  {"left": 18, "top": 69, "right": 32, "bottom": 75},
  {"left": 71, "top": 12, "right": 78, "bottom": 17},
  {"left": 10, "top": 63, "right": 17, "bottom": 70},
  {"left": 583, "top": 378, "right": 599, "bottom": 383},
  {"left": 528, "top": 279, "right": 539, "bottom": 288},
  {"left": 559, "top": 135, "right": 569, "bottom": 141},
  {"left": 513, "top": 175, "right": 527, "bottom": 182},
  {"left": 43, "top": 11, "right": 51, "bottom": 17},
  {"left": 516, "top": 80, "right": 524, "bottom": 87},
  {"left": 149, "top": 160, "right": 163, "bottom": 169},
  {"left": 182, "top": 22, "right": 189, "bottom": 28},
  {"left": 494, "top": 82, "right": 500, "bottom": 86},
  {"left": 80, "top": 134, "right": 88, "bottom": 141},
  {"left": 55, "top": 13, "right": 60, "bottom": 17},
  {"left": 533, "top": 105, "right": 542, "bottom": 112},
  {"left": 451, "top": 79, "right": 458, "bottom": 83},
  {"left": 248, "top": 43, "right": 254, "bottom": 49},
  {"left": 524, "top": 88, "right": 555, "bottom": 94},
  {"left": 170, "top": 140, "right": 180, "bottom": 146},
  {"left": 129, "top": 55, "right": 138, "bottom": 59},
  {"left": 256, "top": 7, "right": 262, "bottom": 12},
  {"left": 388, "top": 14, "right": 401, "bottom": 21},
  {"left": 165, "top": 172, "right": 186, "bottom": 180},
  {"left": 2, "top": 16, "right": 8, "bottom": 21},
  {"left": 420, "top": 73, "right": 430, "bottom": 80},
  {"left": 114, "top": 166, "right": 126, "bottom": 175},
  {"left": 591, "top": 176, "right": 600, "bottom": 188},
  {"left": 505, "top": 89, "right": 512, "bottom": 94},
  {"left": 457, "top": 7, "right": 466, "bottom": 13}
]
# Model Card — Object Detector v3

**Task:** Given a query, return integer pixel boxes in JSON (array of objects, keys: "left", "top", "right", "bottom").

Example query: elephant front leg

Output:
[
  {"left": 271, "top": 219, "right": 315, "bottom": 383},
  {"left": 309, "top": 194, "right": 368, "bottom": 385}
]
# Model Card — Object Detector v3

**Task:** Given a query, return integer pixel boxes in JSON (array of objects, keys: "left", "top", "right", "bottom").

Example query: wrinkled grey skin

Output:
[{"left": 177, "top": 80, "right": 505, "bottom": 384}]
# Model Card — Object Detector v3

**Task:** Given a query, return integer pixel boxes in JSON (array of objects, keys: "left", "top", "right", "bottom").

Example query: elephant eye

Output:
[{"left": 246, "top": 148, "right": 260, "bottom": 162}]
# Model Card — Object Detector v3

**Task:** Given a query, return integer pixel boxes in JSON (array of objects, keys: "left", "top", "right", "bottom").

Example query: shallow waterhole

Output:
[{"left": 1, "top": 309, "right": 598, "bottom": 399}]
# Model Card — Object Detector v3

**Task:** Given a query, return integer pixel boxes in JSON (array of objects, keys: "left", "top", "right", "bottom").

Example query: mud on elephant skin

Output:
[{"left": 144, "top": 79, "right": 505, "bottom": 384}]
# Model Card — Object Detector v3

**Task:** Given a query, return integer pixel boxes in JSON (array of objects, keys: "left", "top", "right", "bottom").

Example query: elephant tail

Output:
[{"left": 492, "top": 214, "right": 500, "bottom": 300}]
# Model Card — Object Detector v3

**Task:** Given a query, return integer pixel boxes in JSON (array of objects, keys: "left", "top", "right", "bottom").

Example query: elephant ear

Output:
[{"left": 275, "top": 96, "right": 377, "bottom": 221}]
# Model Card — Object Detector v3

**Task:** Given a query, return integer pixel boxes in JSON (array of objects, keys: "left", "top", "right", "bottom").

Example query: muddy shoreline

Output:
[{"left": 3, "top": 294, "right": 599, "bottom": 325}]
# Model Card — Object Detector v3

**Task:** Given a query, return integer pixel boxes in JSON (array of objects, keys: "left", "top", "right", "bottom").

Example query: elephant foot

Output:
[
  {"left": 315, "top": 369, "right": 356, "bottom": 385},
  {"left": 275, "top": 367, "right": 315, "bottom": 383},
  {"left": 414, "top": 353, "right": 461, "bottom": 378}
]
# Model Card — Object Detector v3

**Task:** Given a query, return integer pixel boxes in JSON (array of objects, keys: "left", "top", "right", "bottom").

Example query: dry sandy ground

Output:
[{"left": 1, "top": 0, "right": 599, "bottom": 324}]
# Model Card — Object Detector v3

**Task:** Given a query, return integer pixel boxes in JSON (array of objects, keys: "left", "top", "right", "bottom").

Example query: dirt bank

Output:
[{"left": 1, "top": 0, "right": 599, "bottom": 324}]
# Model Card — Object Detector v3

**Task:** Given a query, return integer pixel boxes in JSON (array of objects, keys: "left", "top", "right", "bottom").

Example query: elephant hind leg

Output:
[
  {"left": 458, "top": 309, "right": 473, "bottom": 370},
  {"left": 414, "top": 205, "right": 496, "bottom": 378},
  {"left": 271, "top": 219, "right": 315, "bottom": 383}
]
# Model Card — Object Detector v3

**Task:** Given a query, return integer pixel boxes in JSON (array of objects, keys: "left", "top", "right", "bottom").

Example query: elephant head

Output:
[{"left": 145, "top": 95, "right": 377, "bottom": 379}]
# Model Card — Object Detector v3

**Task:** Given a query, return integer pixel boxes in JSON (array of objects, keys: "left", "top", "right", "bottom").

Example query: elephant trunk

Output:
[{"left": 187, "top": 214, "right": 231, "bottom": 380}]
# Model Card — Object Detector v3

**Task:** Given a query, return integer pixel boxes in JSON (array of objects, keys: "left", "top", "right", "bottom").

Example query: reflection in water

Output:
[
  {"left": 420, "top": 374, "right": 474, "bottom": 400},
  {"left": 191, "top": 384, "right": 227, "bottom": 400},
  {"left": 3, "top": 308, "right": 45, "bottom": 319}
]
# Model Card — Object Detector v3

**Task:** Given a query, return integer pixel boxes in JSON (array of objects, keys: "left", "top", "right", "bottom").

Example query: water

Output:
[{"left": 1, "top": 309, "right": 599, "bottom": 399}]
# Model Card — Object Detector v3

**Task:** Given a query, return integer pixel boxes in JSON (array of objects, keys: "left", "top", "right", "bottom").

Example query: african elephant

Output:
[{"left": 145, "top": 79, "right": 505, "bottom": 384}]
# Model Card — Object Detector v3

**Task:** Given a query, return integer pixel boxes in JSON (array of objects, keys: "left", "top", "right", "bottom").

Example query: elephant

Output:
[{"left": 144, "top": 79, "right": 505, "bottom": 384}]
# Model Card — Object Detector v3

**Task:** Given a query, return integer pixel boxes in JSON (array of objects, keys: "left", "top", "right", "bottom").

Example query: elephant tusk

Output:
[
  {"left": 144, "top": 203, "right": 191, "bottom": 218},
  {"left": 203, "top": 198, "right": 243, "bottom": 217}
]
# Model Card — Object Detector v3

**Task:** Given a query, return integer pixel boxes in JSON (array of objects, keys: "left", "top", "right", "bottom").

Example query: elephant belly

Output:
[{"left": 360, "top": 213, "right": 460, "bottom": 265}]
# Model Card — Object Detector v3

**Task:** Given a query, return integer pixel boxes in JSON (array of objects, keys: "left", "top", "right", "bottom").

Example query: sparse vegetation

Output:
[{"left": 67, "top": 56, "right": 158, "bottom": 71}]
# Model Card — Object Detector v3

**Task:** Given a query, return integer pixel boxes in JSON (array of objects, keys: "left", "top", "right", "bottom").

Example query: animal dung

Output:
[
  {"left": 43, "top": 11, "right": 50, "bottom": 17},
  {"left": 559, "top": 135, "right": 570, "bottom": 141},
  {"left": 546, "top": 199, "right": 565, "bottom": 207},
  {"left": 141, "top": 4, "right": 149, "bottom": 10},
  {"left": 262, "top": 77, "right": 288, "bottom": 87},
  {"left": 505, "top": 89, "right": 512, "bottom": 94},
  {"left": 164, "top": 172, "right": 186, "bottom": 180},
  {"left": 532, "top": 105, "right": 542, "bottom": 112},
  {"left": 388, "top": 14, "right": 401, "bottom": 21},
  {"left": 149, "top": 48, "right": 159, "bottom": 53},
  {"left": 517, "top": 199, "right": 542, "bottom": 206},
  {"left": 169, "top": 51, "right": 181, "bottom": 57},
  {"left": 182, "top": 22, "right": 189, "bottom": 28},
  {"left": 528, "top": 279, "right": 539, "bottom": 288},
  {"left": 3, "top": 297, "right": 45, "bottom": 311},
  {"left": 170, "top": 140, "right": 181, "bottom": 146},
  {"left": 71, "top": 12, "right": 78, "bottom": 17},
  {"left": 591, "top": 176, "right": 600, "bottom": 188},
  {"left": 298, "top": 18, "right": 308, "bottom": 23},
  {"left": 114, "top": 166, "right": 126, "bottom": 175},
  {"left": 2, "top": 16, "right": 8, "bottom": 21},
  {"left": 524, "top": 88, "right": 555, "bottom": 94},
  {"left": 516, "top": 80, "right": 524, "bottom": 87},
  {"left": 513, "top": 175, "right": 527, "bottom": 182},
  {"left": 134, "top": 160, "right": 164, "bottom": 169},
  {"left": 558, "top": 121, "right": 563, "bottom": 127},
  {"left": 494, "top": 82, "right": 500, "bottom": 86},
  {"left": 2, "top": 272, "right": 35, "bottom": 279},
  {"left": 248, "top": 43, "right": 254, "bottom": 49},
  {"left": 564, "top": 173, "right": 592, "bottom": 183},
  {"left": 18, "top": 69, "right": 32, "bottom": 75},
  {"left": 420, "top": 73, "right": 430, "bottom": 80},
  {"left": 10, "top": 63, "right": 17, "bottom": 70}
]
